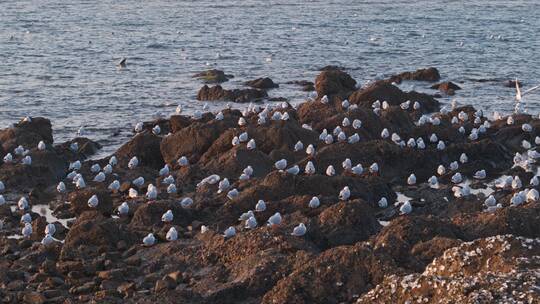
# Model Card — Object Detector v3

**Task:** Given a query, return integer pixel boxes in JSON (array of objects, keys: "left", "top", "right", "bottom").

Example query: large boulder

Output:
[
  {"left": 192, "top": 69, "right": 233, "bottom": 83},
  {"left": 0, "top": 117, "right": 53, "bottom": 152},
  {"left": 315, "top": 70, "right": 357, "bottom": 99},
  {"left": 245, "top": 77, "right": 279, "bottom": 89},
  {"left": 67, "top": 187, "right": 114, "bottom": 216},
  {"left": 348, "top": 81, "right": 440, "bottom": 113},
  {"left": 115, "top": 132, "right": 164, "bottom": 169},
  {"left": 393, "top": 67, "right": 441, "bottom": 82},
  {"left": 197, "top": 85, "right": 267, "bottom": 103},
  {"left": 60, "top": 211, "right": 135, "bottom": 260}
]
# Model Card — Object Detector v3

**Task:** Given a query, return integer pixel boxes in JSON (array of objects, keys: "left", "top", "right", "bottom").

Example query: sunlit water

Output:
[{"left": 1, "top": 0, "right": 539, "bottom": 156}]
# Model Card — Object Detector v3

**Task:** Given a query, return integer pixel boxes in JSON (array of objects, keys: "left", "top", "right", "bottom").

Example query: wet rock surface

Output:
[
  {"left": 197, "top": 85, "right": 268, "bottom": 103},
  {"left": 1, "top": 67, "right": 539, "bottom": 303}
]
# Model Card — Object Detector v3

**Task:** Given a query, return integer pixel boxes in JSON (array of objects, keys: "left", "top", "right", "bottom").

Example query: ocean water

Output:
[{"left": 1, "top": 0, "right": 539, "bottom": 156}]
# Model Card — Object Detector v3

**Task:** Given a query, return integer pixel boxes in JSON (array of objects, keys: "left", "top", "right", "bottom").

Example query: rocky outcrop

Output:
[{"left": 197, "top": 85, "right": 268, "bottom": 103}]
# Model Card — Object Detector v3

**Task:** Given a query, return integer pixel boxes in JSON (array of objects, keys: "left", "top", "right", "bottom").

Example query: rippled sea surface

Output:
[{"left": 1, "top": 0, "right": 539, "bottom": 156}]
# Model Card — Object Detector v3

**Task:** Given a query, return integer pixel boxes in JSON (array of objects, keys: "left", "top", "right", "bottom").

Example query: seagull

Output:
[
  {"left": 267, "top": 212, "right": 282, "bottom": 227},
  {"left": 239, "top": 210, "right": 255, "bottom": 221},
  {"left": 218, "top": 178, "right": 230, "bottom": 193},
  {"left": 530, "top": 176, "right": 539, "bottom": 186},
  {"left": 0, "top": 195, "right": 5, "bottom": 205},
  {"left": 352, "top": 164, "right": 364, "bottom": 175},
  {"left": 18, "top": 197, "right": 29, "bottom": 210},
  {"left": 3, "top": 153, "right": 13, "bottom": 163},
  {"left": 90, "top": 164, "right": 101, "bottom": 173},
  {"left": 245, "top": 216, "right": 258, "bottom": 229},
  {"left": 118, "top": 202, "right": 129, "bottom": 215},
  {"left": 515, "top": 79, "right": 540, "bottom": 102},
  {"left": 41, "top": 234, "right": 55, "bottom": 246},
  {"left": 180, "top": 197, "right": 193, "bottom": 208},
  {"left": 128, "top": 157, "right": 139, "bottom": 169},
  {"left": 227, "top": 188, "right": 239, "bottom": 200},
  {"left": 20, "top": 213, "right": 32, "bottom": 223},
  {"left": 428, "top": 176, "right": 439, "bottom": 187},
  {"left": 291, "top": 223, "right": 306, "bottom": 236},
  {"left": 342, "top": 158, "right": 352, "bottom": 171},
  {"left": 22, "top": 223, "right": 33, "bottom": 238},
  {"left": 474, "top": 170, "right": 486, "bottom": 179},
  {"left": 193, "top": 110, "right": 203, "bottom": 120},
  {"left": 342, "top": 117, "right": 350, "bottom": 127},
  {"left": 378, "top": 197, "right": 388, "bottom": 208},
  {"left": 56, "top": 181, "right": 66, "bottom": 193},
  {"left": 527, "top": 189, "right": 539, "bottom": 202},
  {"left": 146, "top": 184, "right": 158, "bottom": 200},
  {"left": 451, "top": 172, "right": 463, "bottom": 184},
  {"left": 437, "top": 141, "right": 446, "bottom": 150},
  {"left": 381, "top": 128, "right": 389, "bottom": 139},
  {"left": 215, "top": 111, "right": 224, "bottom": 120},
  {"left": 103, "top": 164, "right": 113, "bottom": 175},
  {"left": 178, "top": 156, "right": 189, "bottom": 166},
  {"left": 339, "top": 186, "right": 351, "bottom": 201},
  {"left": 239, "top": 132, "right": 248, "bottom": 142},
  {"left": 45, "top": 223, "right": 56, "bottom": 236},
  {"left": 294, "top": 141, "right": 304, "bottom": 152},
  {"left": 166, "top": 227, "right": 178, "bottom": 241},
  {"left": 369, "top": 163, "right": 379, "bottom": 174},
  {"left": 306, "top": 144, "right": 315, "bottom": 156},
  {"left": 159, "top": 165, "right": 170, "bottom": 176},
  {"left": 134, "top": 122, "right": 144, "bottom": 133},
  {"left": 162, "top": 175, "right": 176, "bottom": 185},
  {"left": 152, "top": 125, "right": 161, "bottom": 135},
  {"left": 484, "top": 195, "right": 496, "bottom": 207},
  {"left": 93, "top": 172, "right": 106, "bottom": 183},
  {"left": 37, "top": 141, "right": 46, "bottom": 150},
  {"left": 407, "top": 174, "right": 417, "bottom": 185},
  {"left": 337, "top": 132, "right": 346, "bottom": 142},
  {"left": 143, "top": 233, "right": 156, "bottom": 246},
  {"left": 243, "top": 166, "right": 254, "bottom": 177},
  {"left": 437, "top": 165, "right": 445, "bottom": 176},
  {"left": 304, "top": 161, "right": 316, "bottom": 175},
  {"left": 231, "top": 136, "right": 240, "bottom": 146},
  {"left": 326, "top": 165, "right": 336, "bottom": 176},
  {"left": 75, "top": 177, "right": 86, "bottom": 189},
  {"left": 459, "top": 153, "right": 468, "bottom": 163},
  {"left": 128, "top": 188, "right": 138, "bottom": 198},
  {"left": 400, "top": 100, "right": 410, "bottom": 110},
  {"left": 275, "top": 159, "right": 287, "bottom": 171},
  {"left": 247, "top": 139, "right": 256, "bottom": 150},
  {"left": 320, "top": 95, "right": 329, "bottom": 104},
  {"left": 88, "top": 195, "right": 99, "bottom": 208},
  {"left": 342, "top": 99, "right": 350, "bottom": 109},
  {"left": 223, "top": 226, "right": 236, "bottom": 238},
  {"left": 399, "top": 201, "right": 412, "bottom": 215},
  {"left": 77, "top": 126, "right": 86, "bottom": 137},
  {"left": 21, "top": 155, "right": 31, "bottom": 165},
  {"left": 69, "top": 160, "right": 82, "bottom": 170},
  {"left": 352, "top": 119, "right": 362, "bottom": 129},
  {"left": 162, "top": 210, "right": 174, "bottom": 222},
  {"left": 286, "top": 165, "right": 300, "bottom": 175},
  {"left": 450, "top": 161, "right": 459, "bottom": 171},
  {"left": 255, "top": 200, "right": 266, "bottom": 212},
  {"left": 117, "top": 58, "right": 127, "bottom": 68},
  {"left": 324, "top": 134, "right": 334, "bottom": 144},
  {"left": 512, "top": 176, "right": 522, "bottom": 190},
  {"left": 238, "top": 117, "right": 247, "bottom": 126},
  {"left": 511, "top": 191, "right": 525, "bottom": 206},
  {"left": 309, "top": 196, "right": 320, "bottom": 208},
  {"left": 167, "top": 184, "right": 177, "bottom": 194},
  {"left": 132, "top": 177, "right": 145, "bottom": 188}
]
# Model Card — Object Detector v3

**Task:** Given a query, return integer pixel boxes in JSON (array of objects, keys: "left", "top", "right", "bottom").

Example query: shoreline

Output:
[{"left": 0, "top": 67, "right": 539, "bottom": 303}]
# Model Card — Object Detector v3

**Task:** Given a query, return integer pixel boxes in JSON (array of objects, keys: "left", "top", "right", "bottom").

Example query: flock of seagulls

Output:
[{"left": 1, "top": 77, "right": 540, "bottom": 249}]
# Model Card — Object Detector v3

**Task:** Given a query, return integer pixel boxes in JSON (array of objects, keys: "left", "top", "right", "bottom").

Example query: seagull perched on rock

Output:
[
  {"left": 275, "top": 159, "right": 287, "bottom": 171},
  {"left": 45, "top": 223, "right": 56, "bottom": 236},
  {"left": 339, "top": 186, "right": 351, "bottom": 201},
  {"left": 378, "top": 197, "right": 388, "bottom": 208},
  {"left": 474, "top": 170, "right": 486, "bottom": 179},
  {"left": 128, "top": 157, "right": 139, "bottom": 169},
  {"left": 88, "top": 195, "right": 99, "bottom": 208},
  {"left": 166, "top": 227, "right": 178, "bottom": 241},
  {"left": 218, "top": 178, "right": 230, "bottom": 193},
  {"left": 152, "top": 125, "right": 161, "bottom": 135},
  {"left": 41, "top": 234, "right": 55, "bottom": 246},
  {"left": 178, "top": 156, "right": 189, "bottom": 166},
  {"left": 159, "top": 165, "right": 170, "bottom": 177},
  {"left": 369, "top": 163, "right": 379, "bottom": 174},
  {"left": 93, "top": 172, "right": 106, "bottom": 183},
  {"left": 267, "top": 212, "right": 282, "bottom": 227},
  {"left": 132, "top": 176, "right": 145, "bottom": 188},
  {"left": 352, "top": 119, "right": 362, "bottom": 129},
  {"left": 118, "top": 202, "right": 129, "bottom": 215},
  {"left": 245, "top": 216, "right": 258, "bottom": 229},
  {"left": 400, "top": 201, "right": 412, "bottom": 215},
  {"left": 227, "top": 188, "right": 239, "bottom": 200},
  {"left": 294, "top": 141, "right": 304, "bottom": 152},
  {"left": 247, "top": 139, "right": 256, "bottom": 150},
  {"left": 90, "top": 163, "right": 101, "bottom": 173},
  {"left": 407, "top": 174, "right": 416, "bottom": 185},
  {"left": 21, "top": 155, "right": 31, "bottom": 165},
  {"left": 180, "top": 197, "right": 193, "bottom": 208},
  {"left": 22, "top": 223, "right": 33, "bottom": 238},
  {"left": 18, "top": 197, "right": 29, "bottom": 210},
  {"left": 291, "top": 223, "right": 306, "bottom": 236},
  {"left": 304, "top": 161, "right": 316, "bottom": 175},
  {"left": 255, "top": 200, "right": 266, "bottom": 212},
  {"left": 286, "top": 165, "right": 300, "bottom": 175},
  {"left": 223, "top": 226, "right": 236, "bottom": 238},
  {"left": 146, "top": 184, "right": 158, "bottom": 200},
  {"left": 20, "top": 213, "right": 32, "bottom": 224},
  {"left": 309, "top": 196, "right": 320, "bottom": 208},
  {"left": 57, "top": 182, "right": 66, "bottom": 193},
  {"left": 3, "top": 153, "right": 13, "bottom": 163},
  {"left": 143, "top": 233, "right": 156, "bottom": 246},
  {"left": 37, "top": 141, "right": 46, "bottom": 150},
  {"left": 326, "top": 165, "right": 336, "bottom": 176},
  {"left": 451, "top": 172, "right": 463, "bottom": 184},
  {"left": 162, "top": 210, "right": 174, "bottom": 222}
]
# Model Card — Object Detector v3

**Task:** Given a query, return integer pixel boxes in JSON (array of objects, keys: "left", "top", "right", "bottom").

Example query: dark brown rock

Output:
[
  {"left": 245, "top": 77, "right": 279, "bottom": 89},
  {"left": 197, "top": 85, "right": 268, "bottom": 103}
]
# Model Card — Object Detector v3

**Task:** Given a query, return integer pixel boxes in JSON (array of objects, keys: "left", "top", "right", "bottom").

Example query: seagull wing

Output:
[
  {"left": 522, "top": 84, "right": 540, "bottom": 96},
  {"left": 515, "top": 79, "right": 522, "bottom": 101}
]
